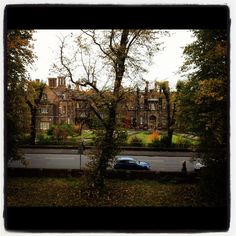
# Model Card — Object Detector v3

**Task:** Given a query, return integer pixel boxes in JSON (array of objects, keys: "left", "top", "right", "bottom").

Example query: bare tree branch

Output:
[
  {"left": 109, "top": 29, "right": 116, "bottom": 54},
  {"left": 89, "top": 100, "right": 108, "bottom": 128},
  {"left": 81, "top": 30, "right": 116, "bottom": 64},
  {"left": 59, "top": 36, "right": 77, "bottom": 84},
  {"left": 126, "top": 30, "right": 142, "bottom": 55}
]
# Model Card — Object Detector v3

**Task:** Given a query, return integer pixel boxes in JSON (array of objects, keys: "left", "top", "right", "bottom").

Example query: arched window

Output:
[{"left": 149, "top": 115, "right": 157, "bottom": 129}]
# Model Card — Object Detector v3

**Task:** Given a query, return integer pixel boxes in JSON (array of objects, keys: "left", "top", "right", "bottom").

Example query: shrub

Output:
[
  {"left": 73, "top": 124, "right": 82, "bottom": 134},
  {"left": 47, "top": 123, "right": 73, "bottom": 141},
  {"left": 174, "top": 136, "right": 192, "bottom": 148},
  {"left": 67, "top": 136, "right": 77, "bottom": 144},
  {"left": 148, "top": 130, "right": 160, "bottom": 142},
  {"left": 36, "top": 133, "right": 45, "bottom": 142},
  {"left": 52, "top": 127, "right": 69, "bottom": 141},
  {"left": 36, "top": 133, "right": 53, "bottom": 145},
  {"left": 47, "top": 125, "right": 56, "bottom": 136},
  {"left": 159, "top": 135, "right": 170, "bottom": 146},
  {"left": 19, "top": 134, "right": 31, "bottom": 145},
  {"left": 148, "top": 135, "right": 171, "bottom": 147},
  {"left": 148, "top": 139, "right": 161, "bottom": 147},
  {"left": 60, "top": 123, "right": 73, "bottom": 136},
  {"left": 129, "top": 136, "right": 144, "bottom": 147}
]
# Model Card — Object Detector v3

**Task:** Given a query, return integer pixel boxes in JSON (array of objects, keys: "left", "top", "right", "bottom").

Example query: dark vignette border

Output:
[
  {"left": 4, "top": 4, "right": 230, "bottom": 233},
  {"left": 5, "top": 4, "right": 229, "bottom": 29}
]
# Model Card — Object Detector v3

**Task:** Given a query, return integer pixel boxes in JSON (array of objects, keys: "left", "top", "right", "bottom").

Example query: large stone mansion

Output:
[{"left": 36, "top": 77, "right": 168, "bottom": 131}]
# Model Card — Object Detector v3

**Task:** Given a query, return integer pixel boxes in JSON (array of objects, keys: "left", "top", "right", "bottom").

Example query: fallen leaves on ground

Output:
[{"left": 7, "top": 177, "right": 207, "bottom": 207}]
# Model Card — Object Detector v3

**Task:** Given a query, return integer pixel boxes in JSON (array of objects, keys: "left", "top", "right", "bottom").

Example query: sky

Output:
[{"left": 29, "top": 30, "right": 195, "bottom": 90}]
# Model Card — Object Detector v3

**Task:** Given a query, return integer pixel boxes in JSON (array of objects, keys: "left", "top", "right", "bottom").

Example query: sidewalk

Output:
[{"left": 21, "top": 148, "right": 194, "bottom": 157}]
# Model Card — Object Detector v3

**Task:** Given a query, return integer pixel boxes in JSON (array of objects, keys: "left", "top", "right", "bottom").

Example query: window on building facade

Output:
[
  {"left": 149, "top": 103, "right": 155, "bottom": 111},
  {"left": 81, "top": 112, "right": 86, "bottom": 117},
  {"left": 63, "top": 106, "right": 66, "bottom": 114},
  {"left": 41, "top": 107, "right": 48, "bottom": 114},
  {"left": 140, "top": 116, "right": 143, "bottom": 124},
  {"left": 49, "top": 80, "right": 53, "bottom": 88},
  {"left": 42, "top": 93, "right": 47, "bottom": 101},
  {"left": 40, "top": 122, "right": 49, "bottom": 130}
]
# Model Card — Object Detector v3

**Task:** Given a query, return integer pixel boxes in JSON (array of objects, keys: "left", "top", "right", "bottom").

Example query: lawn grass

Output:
[
  {"left": 80, "top": 130, "right": 95, "bottom": 139},
  {"left": 127, "top": 131, "right": 198, "bottom": 146},
  {"left": 172, "top": 135, "right": 199, "bottom": 146},
  {"left": 34, "top": 129, "right": 198, "bottom": 147},
  {"left": 127, "top": 131, "right": 151, "bottom": 144},
  {"left": 7, "top": 177, "right": 209, "bottom": 207}
]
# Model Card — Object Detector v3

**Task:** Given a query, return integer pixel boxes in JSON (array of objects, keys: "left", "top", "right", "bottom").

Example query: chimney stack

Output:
[
  {"left": 48, "top": 78, "right": 57, "bottom": 88},
  {"left": 75, "top": 82, "right": 80, "bottom": 91},
  {"left": 92, "top": 80, "right": 97, "bottom": 88},
  {"left": 145, "top": 80, "right": 149, "bottom": 94},
  {"left": 155, "top": 81, "right": 158, "bottom": 91},
  {"left": 58, "top": 77, "right": 66, "bottom": 87}
]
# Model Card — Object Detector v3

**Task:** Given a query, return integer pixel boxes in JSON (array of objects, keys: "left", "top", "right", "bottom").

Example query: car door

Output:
[
  {"left": 127, "top": 160, "right": 139, "bottom": 170},
  {"left": 117, "top": 160, "right": 129, "bottom": 169}
]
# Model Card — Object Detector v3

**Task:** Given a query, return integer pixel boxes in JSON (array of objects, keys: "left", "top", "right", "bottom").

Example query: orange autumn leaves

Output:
[{"left": 148, "top": 130, "right": 160, "bottom": 142}]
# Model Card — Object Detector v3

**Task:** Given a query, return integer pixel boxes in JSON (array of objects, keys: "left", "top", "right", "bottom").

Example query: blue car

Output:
[{"left": 114, "top": 156, "right": 151, "bottom": 170}]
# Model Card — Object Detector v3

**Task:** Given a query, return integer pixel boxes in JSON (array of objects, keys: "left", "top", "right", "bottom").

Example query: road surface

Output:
[{"left": 8, "top": 153, "right": 197, "bottom": 172}]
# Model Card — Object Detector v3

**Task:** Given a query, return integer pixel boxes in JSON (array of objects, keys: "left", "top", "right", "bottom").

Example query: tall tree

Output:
[
  {"left": 177, "top": 30, "right": 228, "bottom": 205},
  {"left": 54, "top": 30, "right": 161, "bottom": 187},
  {"left": 159, "top": 81, "right": 176, "bottom": 147},
  {"left": 25, "top": 80, "right": 46, "bottom": 145},
  {"left": 6, "top": 30, "right": 36, "bottom": 161}
]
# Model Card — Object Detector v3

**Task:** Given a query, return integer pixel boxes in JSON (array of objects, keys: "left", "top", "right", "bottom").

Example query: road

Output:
[{"left": 8, "top": 153, "right": 197, "bottom": 172}]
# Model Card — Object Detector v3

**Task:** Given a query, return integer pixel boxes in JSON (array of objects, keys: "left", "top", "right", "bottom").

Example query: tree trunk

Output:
[
  {"left": 95, "top": 106, "right": 116, "bottom": 187},
  {"left": 30, "top": 108, "right": 37, "bottom": 145},
  {"left": 88, "top": 30, "right": 129, "bottom": 188},
  {"left": 78, "top": 122, "right": 84, "bottom": 136},
  {"left": 162, "top": 84, "right": 176, "bottom": 147},
  {"left": 91, "top": 30, "right": 129, "bottom": 187},
  {"left": 167, "top": 128, "right": 173, "bottom": 147},
  {"left": 166, "top": 97, "right": 172, "bottom": 147}
]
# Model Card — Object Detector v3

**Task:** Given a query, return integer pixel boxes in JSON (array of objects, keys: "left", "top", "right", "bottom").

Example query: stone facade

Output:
[
  {"left": 36, "top": 77, "right": 168, "bottom": 131},
  {"left": 36, "top": 77, "right": 77, "bottom": 130},
  {"left": 121, "top": 81, "right": 168, "bottom": 130}
]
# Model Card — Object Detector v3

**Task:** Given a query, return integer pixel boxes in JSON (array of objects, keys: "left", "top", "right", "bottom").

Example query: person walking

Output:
[{"left": 181, "top": 160, "right": 187, "bottom": 173}]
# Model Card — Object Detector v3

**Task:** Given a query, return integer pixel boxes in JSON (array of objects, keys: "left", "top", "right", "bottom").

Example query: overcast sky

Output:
[{"left": 29, "top": 30, "right": 195, "bottom": 90}]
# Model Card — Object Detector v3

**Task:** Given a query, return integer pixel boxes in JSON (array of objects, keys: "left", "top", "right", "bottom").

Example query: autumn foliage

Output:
[
  {"left": 148, "top": 130, "right": 160, "bottom": 142},
  {"left": 177, "top": 29, "right": 228, "bottom": 205},
  {"left": 7, "top": 30, "right": 35, "bottom": 161},
  {"left": 73, "top": 124, "right": 82, "bottom": 134}
]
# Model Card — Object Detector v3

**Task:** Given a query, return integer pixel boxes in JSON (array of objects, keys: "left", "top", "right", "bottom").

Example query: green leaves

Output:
[
  {"left": 177, "top": 30, "right": 228, "bottom": 139},
  {"left": 6, "top": 30, "right": 36, "bottom": 160},
  {"left": 176, "top": 30, "right": 228, "bottom": 206}
]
